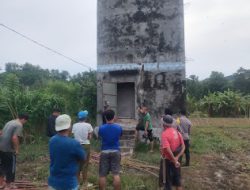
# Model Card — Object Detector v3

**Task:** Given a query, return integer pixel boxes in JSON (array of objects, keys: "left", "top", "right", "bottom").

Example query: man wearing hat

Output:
[
  {"left": 48, "top": 114, "right": 85, "bottom": 190},
  {"left": 72, "top": 110, "right": 93, "bottom": 188},
  {"left": 159, "top": 115, "right": 185, "bottom": 190}
]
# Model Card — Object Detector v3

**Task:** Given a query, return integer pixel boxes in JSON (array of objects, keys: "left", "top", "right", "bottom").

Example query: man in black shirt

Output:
[{"left": 46, "top": 108, "right": 61, "bottom": 137}]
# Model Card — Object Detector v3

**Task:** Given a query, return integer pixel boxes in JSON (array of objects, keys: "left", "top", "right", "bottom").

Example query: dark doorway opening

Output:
[{"left": 117, "top": 82, "right": 135, "bottom": 118}]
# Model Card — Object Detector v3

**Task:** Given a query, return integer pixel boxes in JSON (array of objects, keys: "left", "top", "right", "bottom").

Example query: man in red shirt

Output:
[{"left": 159, "top": 115, "right": 185, "bottom": 190}]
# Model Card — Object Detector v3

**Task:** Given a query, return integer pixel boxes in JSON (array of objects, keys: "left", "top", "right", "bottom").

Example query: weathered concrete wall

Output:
[
  {"left": 97, "top": 0, "right": 186, "bottom": 127},
  {"left": 98, "top": 0, "right": 185, "bottom": 64}
]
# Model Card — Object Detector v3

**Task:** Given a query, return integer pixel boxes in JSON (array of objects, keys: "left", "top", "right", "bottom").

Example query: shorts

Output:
[
  {"left": 99, "top": 151, "right": 121, "bottom": 177},
  {"left": 136, "top": 123, "right": 144, "bottom": 131},
  {"left": 0, "top": 151, "right": 16, "bottom": 183},
  {"left": 159, "top": 159, "right": 181, "bottom": 189},
  {"left": 136, "top": 125, "right": 154, "bottom": 142},
  {"left": 146, "top": 129, "right": 154, "bottom": 142}
]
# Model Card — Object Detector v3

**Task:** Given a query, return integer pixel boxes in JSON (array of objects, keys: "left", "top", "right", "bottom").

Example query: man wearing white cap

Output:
[
  {"left": 72, "top": 110, "right": 93, "bottom": 188},
  {"left": 48, "top": 114, "right": 85, "bottom": 190}
]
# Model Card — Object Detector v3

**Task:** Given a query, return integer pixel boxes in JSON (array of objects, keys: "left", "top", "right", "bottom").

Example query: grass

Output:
[
  {"left": 90, "top": 168, "right": 158, "bottom": 190},
  {"left": 16, "top": 120, "right": 250, "bottom": 189},
  {"left": 133, "top": 142, "right": 161, "bottom": 165},
  {"left": 191, "top": 125, "right": 248, "bottom": 154},
  {"left": 18, "top": 137, "right": 48, "bottom": 162}
]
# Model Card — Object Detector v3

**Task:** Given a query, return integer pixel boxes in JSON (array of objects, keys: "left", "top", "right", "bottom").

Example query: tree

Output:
[
  {"left": 200, "top": 90, "right": 245, "bottom": 117},
  {"left": 71, "top": 71, "right": 97, "bottom": 122},
  {"left": 186, "top": 75, "right": 205, "bottom": 99},
  {"left": 5, "top": 62, "right": 21, "bottom": 72},
  {"left": 206, "top": 71, "right": 229, "bottom": 93},
  {"left": 232, "top": 67, "right": 250, "bottom": 94}
]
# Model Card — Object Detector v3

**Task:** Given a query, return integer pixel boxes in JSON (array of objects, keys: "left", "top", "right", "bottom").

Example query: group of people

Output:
[
  {"left": 46, "top": 108, "right": 122, "bottom": 190},
  {"left": 135, "top": 105, "right": 192, "bottom": 190},
  {"left": 0, "top": 105, "right": 191, "bottom": 190},
  {"left": 0, "top": 108, "right": 122, "bottom": 190},
  {"left": 159, "top": 108, "right": 192, "bottom": 190}
]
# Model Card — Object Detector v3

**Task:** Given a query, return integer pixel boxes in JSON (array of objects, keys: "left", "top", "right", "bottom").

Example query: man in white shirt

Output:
[{"left": 72, "top": 110, "right": 93, "bottom": 188}]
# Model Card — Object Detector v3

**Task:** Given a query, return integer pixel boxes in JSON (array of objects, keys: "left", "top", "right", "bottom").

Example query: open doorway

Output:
[{"left": 117, "top": 82, "right": 135, "bottom": 118}]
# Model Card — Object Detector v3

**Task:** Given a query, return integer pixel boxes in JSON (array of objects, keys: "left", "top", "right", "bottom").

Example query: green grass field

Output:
[{"left": 16, "top": 121, "right": 250, "bottom": 189}]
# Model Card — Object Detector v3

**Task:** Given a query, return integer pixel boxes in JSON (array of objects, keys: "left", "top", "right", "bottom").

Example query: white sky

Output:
[{"left": 0, "top": 0, "right": 250, "bottom": 79}]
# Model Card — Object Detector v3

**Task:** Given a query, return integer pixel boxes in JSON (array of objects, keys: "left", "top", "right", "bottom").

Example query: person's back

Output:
[
  {"left": 72, "top": 110, "right": 93, "bottom": 187},
  {"left": 178, "top": 110, "right": 192, "bottom": 166},
  {"left": 49, "top": 135, "right": 84, "bottom": 189},
  {"left": 161, "top": 127, "right": 183, "bottom": 156},
  {"left": 160, "top": 115, "right": 185, "bottom": 190},
  {"left": 179, "top": 115, "right": 191, "bottom": 140},
  {"left": 99, "top": 123, "right": 122, "bottom": 151},
  {"left": 72, "top": 122, "right": 93, "bottom": 145},
  {"left": 98, "top": 109, "right": 122, "bottom": 190},
  {"left": 48, "top": 114, "right": 85, "bottom": 190}
]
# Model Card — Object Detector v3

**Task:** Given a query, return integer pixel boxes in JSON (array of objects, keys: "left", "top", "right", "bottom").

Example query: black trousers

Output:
[
  {"left": 159, "top": 159, "right": 181, "bottom": 190},
  {"left": 180, "top": 140, "right": 190, "bottom": 165},
  {"left": 0, "top": 151, "right": 16, "bottom": 183}
]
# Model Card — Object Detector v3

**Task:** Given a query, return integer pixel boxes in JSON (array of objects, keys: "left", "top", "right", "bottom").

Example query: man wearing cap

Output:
[
  {"left": 48, "top": 114, "right": 85, "bottom": 190},
  {"left": 159, "top": 115, "right": 185, "bottom": 190},
  {"left": 72, "top": 110, "right": 93, "bottom": 188},
  {"left": 0, "top": 113, "right": 29, "bottom": 189}
]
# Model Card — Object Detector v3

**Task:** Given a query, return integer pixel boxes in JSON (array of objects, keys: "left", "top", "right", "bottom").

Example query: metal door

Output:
[
  {"left": 117, "top": 82, "right": 135, "bottom": 118},
  {"left": 103, "top": 82, "right": 117, "bottom": 114}
]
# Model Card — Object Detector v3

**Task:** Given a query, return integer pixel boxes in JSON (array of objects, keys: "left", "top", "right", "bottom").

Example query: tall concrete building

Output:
[{"left": 97, "top": 0, "right": 186, "bottom": 127}]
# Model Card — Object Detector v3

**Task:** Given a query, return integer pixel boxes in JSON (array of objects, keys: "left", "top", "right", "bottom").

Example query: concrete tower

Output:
[{"left": 97, "top": 0, "right": 185, "bottom": 127}]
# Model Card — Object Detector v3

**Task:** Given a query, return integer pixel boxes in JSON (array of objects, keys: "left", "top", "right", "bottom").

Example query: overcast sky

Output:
[{"left": 0, "top": 0, "right": 249, "bottom": 79}]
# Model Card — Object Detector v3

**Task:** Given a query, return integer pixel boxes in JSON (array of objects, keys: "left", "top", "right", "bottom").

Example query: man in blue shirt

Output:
[
  {"left": 98, "top": 109, "right": 122, "bottom": 190},
  {"left": 48, "top": 114, "right": 85, "bottom": 190}
]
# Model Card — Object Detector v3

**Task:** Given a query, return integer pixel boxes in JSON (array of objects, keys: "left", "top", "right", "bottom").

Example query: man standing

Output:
[
  {"left": 179, "top": 110, "right": 192, "bottom": 166},
  {"left": 48, "top": 114, "right": 85, "bottom": 190},
  {"left": 0, "top": 114, "right": 29, "bottom": 188},
  {"left": 98, "top": 109, "right": 122, "bottom": 190},
  {"left": 159, "top": 115, "right": 185, "bottom": 190},
  {"left": 135, "top": 106, "right": 154, "bottom": 152},
  {"left": 72, "top": 110, "right": 93, "bottom": 188},
  {"left": 46, "top": 108, "right": 61, "bottom": 137},
  {"left": 102, "top": 100, "right": 110, "bottom": 124}
]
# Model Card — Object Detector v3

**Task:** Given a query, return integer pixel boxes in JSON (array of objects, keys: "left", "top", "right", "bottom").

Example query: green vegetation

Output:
[
  {"left": 0, "top": 62, "right": 97, "bottom": 132},
  {"left": 1, "top": 62, "right": 250, "bottom": 130},
  {"left": 133, "top": 142, "right": 160, "bottom": 165},
  {"left": 187, "top": 68, "right": 250, "bottom": 117},
  {"left": 191, "top": 126, "right": 247, "bottom": 154}
]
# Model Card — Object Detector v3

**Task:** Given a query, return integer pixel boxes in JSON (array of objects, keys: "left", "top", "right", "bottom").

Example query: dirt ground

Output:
[
  {"left": 183, "top": 126, "right": 250, "bottom": 190},
  {"left": 183, "top": 153, "right": 250, "bottom": 190}
]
